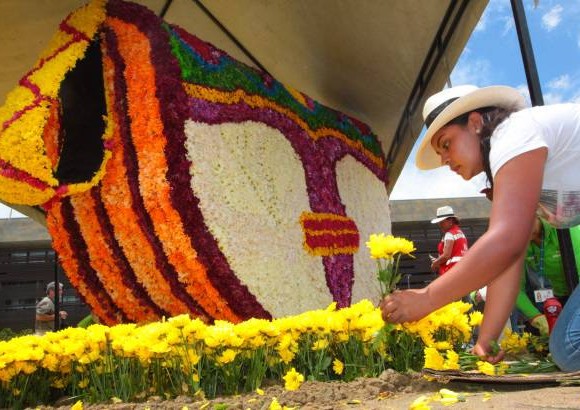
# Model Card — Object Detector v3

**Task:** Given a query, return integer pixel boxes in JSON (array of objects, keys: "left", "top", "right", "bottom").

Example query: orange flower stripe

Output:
[
  {"left": 70, "top": 191, "right": 158, "bottom": 323},
  {"left": 41, "top": 101, "right": 61, "bottom": 172},
  {"left": 46, "top": 201, "right": 116, "bottom": 326},
  {"left": 99, "top": 44, "right": 191, "bottom": 317},
  {"left": 184, "top": 84, "right": 384, "bottom": 169},
  {"left": 109, "top": 18, "right": 240, "bottom": 322}
]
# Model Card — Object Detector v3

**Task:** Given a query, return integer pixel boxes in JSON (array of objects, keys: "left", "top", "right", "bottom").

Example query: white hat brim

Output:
[
  {"left": 430, "top": 215, "right": 455, "bottom": 224},
  {"left": 415, "top": 86, "right": 527, "bottom": 170}
]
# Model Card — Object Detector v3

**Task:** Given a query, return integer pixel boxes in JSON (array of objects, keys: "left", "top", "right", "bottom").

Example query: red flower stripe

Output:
[
  {"left": 108, "top": 18, "right": 240, "bottom": 322},
  {"left": 1, "top": 16, "right": 89, "bottom": 133},
  {"left": 0, "top": 159, "right": 51, "bottom": 191},
  {"left": 302, "top": 218, "right": 358, "bottom": 232},
  {"left": 300, "top": 212, "right": 360, "bottom": 256},
  {"left": 70, "top": 190, "right": 159, "bottom": 323},
  {"left": 183, "top": 84, "right": 384, "bottom": 169},
  {"left": 46, "top": 200, "right": 120, "bottom": 325},
  {"left": 99, "top": 31, "right": 196, "bottom": 318}
]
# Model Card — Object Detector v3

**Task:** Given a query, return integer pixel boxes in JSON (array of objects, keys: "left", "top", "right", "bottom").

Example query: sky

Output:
[
  {"left": 390, "top": 0, "right": 580, "bottom": 200},
  {"left": 1, "top": 0, "right": 578, "bottom": 218}
]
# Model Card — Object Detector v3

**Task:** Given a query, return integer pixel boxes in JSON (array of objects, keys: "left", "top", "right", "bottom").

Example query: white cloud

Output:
[
  {"left": 542, "top": 5, "right": 563, "bottom": 31},
  {"left": 515, "top": 84, "right": 532, "bottom": 106},
  {"left": 450, "top": 58, "right": 492, "bottom": 86},
  {"left": 547, "top": 74, "right": 571, "bottom": 90},
  {"left": 543, "top": 92, "right": 564, "bottom": 104},
  {"left": 501, "top": 16, "right": 515, "bottom": 37},
  {"left": 571, "top": 90, "right": 580, "bottom": 103}
]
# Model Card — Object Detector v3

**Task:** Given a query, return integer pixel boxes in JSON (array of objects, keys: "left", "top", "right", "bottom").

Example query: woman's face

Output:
[{"left": 430, "top": 113, "right": 484, "bottom": 180}]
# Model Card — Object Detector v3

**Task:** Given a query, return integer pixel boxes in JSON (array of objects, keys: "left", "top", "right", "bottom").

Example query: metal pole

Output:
[
  {"left": 511, "top": 0, "right": 578, "bottom": 293},
  {"left": 510, "top": 0, "right": 544, "bottom": 106},
  {"left": 53, "top": 251, "right": 60, "bottom": 331}
]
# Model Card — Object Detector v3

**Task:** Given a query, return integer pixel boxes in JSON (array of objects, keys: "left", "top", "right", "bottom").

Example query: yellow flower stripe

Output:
[
  {"left": 183, "top": 84, "right": 384, "bottom": 169},
  {"left": 0, "top": 0, "right": 107, "bottom": 205}
]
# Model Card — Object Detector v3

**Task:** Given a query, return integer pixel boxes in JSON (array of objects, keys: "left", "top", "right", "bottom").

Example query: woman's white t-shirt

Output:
[{"left": 489, "top": 103, "right": 580, "bottom": 228}]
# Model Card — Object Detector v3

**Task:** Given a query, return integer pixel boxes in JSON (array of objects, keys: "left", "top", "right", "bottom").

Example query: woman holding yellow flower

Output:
[{"left": 380, "top": 84, "right": 580, "bottom": 372}]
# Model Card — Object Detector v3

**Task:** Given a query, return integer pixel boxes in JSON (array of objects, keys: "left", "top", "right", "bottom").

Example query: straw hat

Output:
[
  {"left": 415, "top": 85, "right": 526, "bottom": 170},
  {"left": 430, "top": 205, "right": 457, "bottom": 224}
]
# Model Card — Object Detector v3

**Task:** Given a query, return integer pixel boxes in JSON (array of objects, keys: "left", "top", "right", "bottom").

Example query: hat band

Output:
[
  {"left": 425, "top": 97, "right": 459, "bottom": 128},
  {"left": 436, "top": 213, "right": 454, "bottom": 218}
]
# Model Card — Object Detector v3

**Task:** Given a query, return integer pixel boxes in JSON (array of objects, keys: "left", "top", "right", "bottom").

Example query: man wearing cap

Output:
[
  {"left": 35, "top": 281, "right": 68, "bottom": 336},
  {"left": 430, "top": 206, "right": 468, "bottom": 276}
]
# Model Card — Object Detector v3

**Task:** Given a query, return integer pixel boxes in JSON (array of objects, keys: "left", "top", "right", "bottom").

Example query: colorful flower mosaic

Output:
[{"left": 0, "top": 0, "right": 389, "bottom": 324}]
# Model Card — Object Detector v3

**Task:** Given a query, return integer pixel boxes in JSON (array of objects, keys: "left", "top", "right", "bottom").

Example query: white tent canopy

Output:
[{"left": 0, "top": 0, "right": 487, "bottom": 209}]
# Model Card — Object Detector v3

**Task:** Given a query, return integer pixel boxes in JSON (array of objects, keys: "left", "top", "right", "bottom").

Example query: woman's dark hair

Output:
[{"left": 445, "top": 107, "right": 516, "bottom": 191}]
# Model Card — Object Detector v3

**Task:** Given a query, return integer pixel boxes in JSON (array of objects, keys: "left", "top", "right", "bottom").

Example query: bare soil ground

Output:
[{"left": 35, "top": 370, "right": 580, "bottom": 409}]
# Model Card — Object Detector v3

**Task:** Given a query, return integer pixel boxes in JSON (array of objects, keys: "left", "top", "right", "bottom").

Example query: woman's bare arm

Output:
[{"left": 381, "top": 148, "right": 547, "bottom": 323}]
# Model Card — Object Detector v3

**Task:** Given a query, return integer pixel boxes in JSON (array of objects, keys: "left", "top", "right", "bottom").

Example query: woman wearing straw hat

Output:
[
  {"left": 380, "top": 84, "right": 580, "bottom": 371},
  {"left": 430, "top": 205, "right": 468, "bottom": 276}
]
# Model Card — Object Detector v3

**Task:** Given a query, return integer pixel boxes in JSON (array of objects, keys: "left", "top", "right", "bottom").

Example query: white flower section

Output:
[
  {"left": 184, "top": 120, "right": 332, "bottom": 317},
  {"left": 335, "top": 156, "right": 389, "bottom": 305}
]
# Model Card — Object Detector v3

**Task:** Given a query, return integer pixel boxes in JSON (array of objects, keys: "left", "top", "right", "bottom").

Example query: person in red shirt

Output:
[{"left": 430, "top": 206, "right": 469, "bottom": 276}]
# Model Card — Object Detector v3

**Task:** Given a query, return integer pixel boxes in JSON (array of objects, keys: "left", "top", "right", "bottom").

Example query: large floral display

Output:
[{"left": 0, "top": 0, "right": 390, "bottom": 324}]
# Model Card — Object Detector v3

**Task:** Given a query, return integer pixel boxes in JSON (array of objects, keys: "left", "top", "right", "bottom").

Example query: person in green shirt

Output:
[{"left": 515, "top": 217, "right": 580, "bottom": 335}]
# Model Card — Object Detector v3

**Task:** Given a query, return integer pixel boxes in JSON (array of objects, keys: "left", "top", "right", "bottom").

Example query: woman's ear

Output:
[{"left": 467, "top": 111, "right": 484, "bottom": 135}]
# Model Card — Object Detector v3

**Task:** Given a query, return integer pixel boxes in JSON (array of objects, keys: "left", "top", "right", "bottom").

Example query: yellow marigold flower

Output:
[
  {"left": 186, "top": 349, "right": 200, "bottom": 365},
  {"left": 423, "top": 347, "right": 445, "bottom": 370},
  {"left": 469, "top": 311, "right": 484, "bottom": 327},
  {"left": 283, "top": 367, "right": 304, "bottom": 391},
  {"left": 433, "top": 341, "right": 452, "bottom": 351},
  {"left": 77, "top": 378, "right": 89, "bottom": 388},
  {"left": 366, "top": 233, "right": 396, "bottom": 259},
  {"left": 269, "top": 397, "right": 282, "bottom": 410},
  {"left": 394, "top": 237, "right": 416, "bottom": 255},
  {"left": 51, "top": 377, "right": 66, "bottom": 389},
  {"left": 71, "top": 400, "right": 84, "bottom": 410},
  {"left": 497, "top": 362, "right": 509, "bottom": 376},
  {"left": 409, "top": 394, "right": 432, "bottom": 410},
  {"left": 256, "top": 388, "right": 265, "bottom": 395},
  {"left": 443, "top": 350, "right": 460, "bottom": 370},
  {"left": 217, "top": 349, "right": 237, "bottom": 365},
  {"left": 332, "top": 358, "right": 344, "bottom": 375},
  {"left": 476, "top": 361, "right": 496, "bottom": 376},
  {"left": 311, "top": 339, "right": 329, "bottom": 351}
]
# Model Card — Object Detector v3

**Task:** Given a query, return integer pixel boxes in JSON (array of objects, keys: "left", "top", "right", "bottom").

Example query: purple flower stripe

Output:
[
  {"left": 109, "top": 0, "right": 270, "bottom": 320},
  {"left": 104, "top": 25, "right": 209, "bottom": 318},
  {"left": 60, "top": 197, "right": 127, "bottom": 322},
  {"left": 92, "top": 186, "right": 166, "bottom": 318},
  {"left": 186, "top": 98, "right": 369, "bottom": 305},
  {"left": 323, "top": 254, "right": 355, "bottom": 308}
]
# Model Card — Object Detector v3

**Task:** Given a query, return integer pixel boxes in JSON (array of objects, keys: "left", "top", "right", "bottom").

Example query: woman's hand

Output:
[
  {"left": 472, "top": 340, "right": 505, "bottom": 364},
  {"left": 430, "top": 259, "right": 441, "bottom": 271},
  {"left": 379, "top": 288, "right": 434, "bottom": 323}
]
